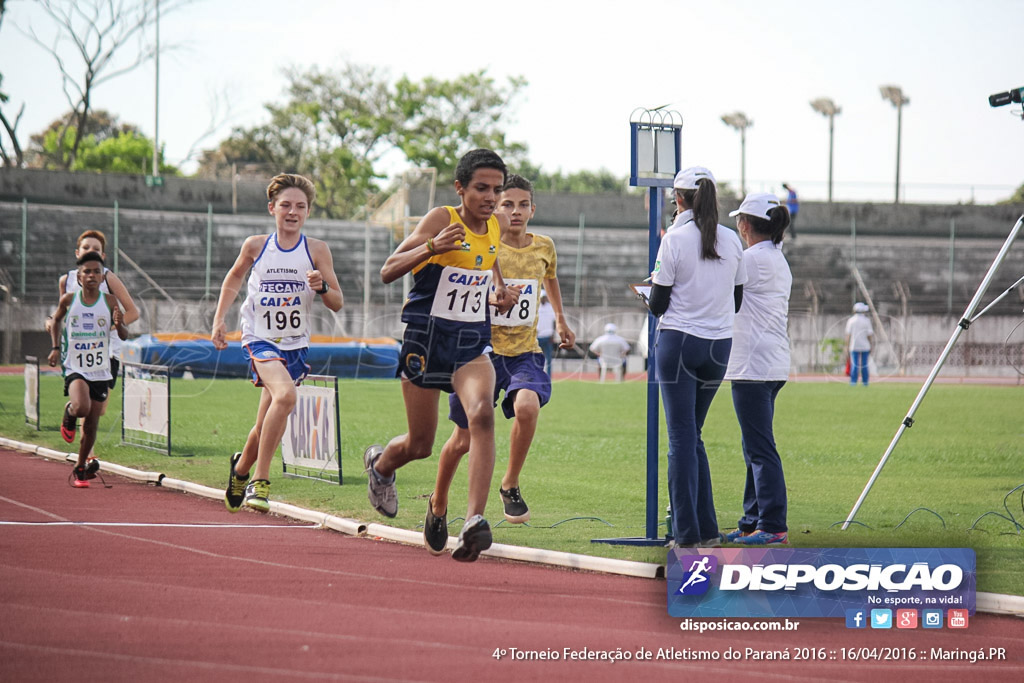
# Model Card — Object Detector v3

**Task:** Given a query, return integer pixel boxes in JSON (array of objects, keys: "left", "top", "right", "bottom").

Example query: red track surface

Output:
[{"left": 1, "top": 448, "right": 1022, "bottom": 682}]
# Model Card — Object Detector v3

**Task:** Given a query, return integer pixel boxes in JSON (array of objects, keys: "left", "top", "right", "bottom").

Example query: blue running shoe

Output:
[
  {"left": 724, "top": 529, "right": 750, "bottom": 543},
  {"left": 732, "top": 530, "right": 788, "bottom": 546}
]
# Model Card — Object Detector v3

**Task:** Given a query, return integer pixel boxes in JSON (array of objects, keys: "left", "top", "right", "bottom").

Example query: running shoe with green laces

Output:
[
  {"left": 499, "top": 486, "right": 530, "bottom": 524},
  {"left": 452, "top": 514, "right": 492, "bottom": 563},
  {"left": 61, "top": 402, "right": 77, "bottom": 444},
  {"left": 224, "top": 452, "right": 249, "bottom": 513},
  {"left": 363, "top": 444, "right": 397, "bottom": 517},
  {"left": 243, "top": 478, "right": 271, "bottom": 513},
  {"left": 423, "top": 495, "right": 448, "bottom": 555}
]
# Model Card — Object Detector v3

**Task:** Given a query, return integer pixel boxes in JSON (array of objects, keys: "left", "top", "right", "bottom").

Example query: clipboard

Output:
[{"left": 629, "top": 283, "right": 652, "bottom": 308}]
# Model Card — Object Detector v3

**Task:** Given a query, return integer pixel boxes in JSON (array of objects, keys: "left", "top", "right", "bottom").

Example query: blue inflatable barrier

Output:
[{"left": 122, "top": 334, "right": 399, "bottom": 379}]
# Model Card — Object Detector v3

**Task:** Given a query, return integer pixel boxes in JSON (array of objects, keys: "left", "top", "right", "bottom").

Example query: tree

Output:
[
  {"left": 0, "top": 0, "right": 26, "bottom": 167},
  {"left": 998, "top": 182, "right": 1024, "bottom": 205},
  {"left": 75, "top": 130, "right": 179, "bottom": 175},
  {"left": 16, "top": 0, "right": 189, "bottom": 169},
  {"left": 27, "top": 109, "right": 140, "bottom": 169},
  {"left": 0, "top": 73, "right": 23, "bottom": 168},
  {"left": 27, "top": 109, "right": 177, "bottom": 174},
  {"left": 199, "top": 64, "right": 529, "bottom": 218},
  {"left": 393, "top": 70, "right": 528, "bottom": 183},
  {"left": 516, "top": 162, "right": 631, "bottom": 194}
]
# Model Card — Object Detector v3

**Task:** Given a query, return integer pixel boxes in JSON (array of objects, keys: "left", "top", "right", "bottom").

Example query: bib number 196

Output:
[{"left": 261, "top": 309, "right": 303, "bottom": 332}]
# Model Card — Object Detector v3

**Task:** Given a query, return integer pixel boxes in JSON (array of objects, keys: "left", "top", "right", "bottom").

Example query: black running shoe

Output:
[
  {"left": 499, "top": 486, "right": 530, "bottom": 524},
  {"left": 224, "top": 452, "right": 249, "bottom": 513},
  {"left": 71, "top": 465, "right": 89, "bottom": 488},
  {"left": 452, "top": 515, "right": 492, "bottom": 563},
  {"left": 423, "top": 495, "right": 448, "bottom": 555},
  {"left": 84, "top": 458, "right": 100, "bottom": 480}
]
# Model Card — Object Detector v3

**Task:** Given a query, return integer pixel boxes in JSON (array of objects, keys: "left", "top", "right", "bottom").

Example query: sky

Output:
[{"left": 2, "top": 0, "right": 1024, "bottom": 204}]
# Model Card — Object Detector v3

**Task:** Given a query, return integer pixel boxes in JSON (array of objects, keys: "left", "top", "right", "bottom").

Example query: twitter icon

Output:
[{"left": 870, "top": 609, "right": 892, "bottom": 629}]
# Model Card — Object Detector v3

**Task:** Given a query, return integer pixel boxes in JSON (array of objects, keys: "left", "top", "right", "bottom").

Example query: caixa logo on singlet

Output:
[{"left": 260, "top": 281, "right": 305, "bottom": 294}]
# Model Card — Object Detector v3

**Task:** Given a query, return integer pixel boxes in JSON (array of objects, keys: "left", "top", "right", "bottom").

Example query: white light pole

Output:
[
  {"left": 721, "top": 112, "right": 752, "bottom": 195},
  {"left": 152, "top": 0, "right": 160, "bottom": 178},
  {"left": 880, "top": 85, "right": 909, "bottom": 204},
  {"left": 810, "top": 98, "right": 841, "bottom": 204}
]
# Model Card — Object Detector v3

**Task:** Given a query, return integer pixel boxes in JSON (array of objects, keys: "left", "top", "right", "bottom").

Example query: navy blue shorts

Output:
[
  {"left": 449, "top": 352, "right": 551, "bottom": 428},
  {"left": 398, "top": 323, "right": 491, "bottom": 394},
  {"left": 244, "top": 341, "right": 310, "bottom": 386}
]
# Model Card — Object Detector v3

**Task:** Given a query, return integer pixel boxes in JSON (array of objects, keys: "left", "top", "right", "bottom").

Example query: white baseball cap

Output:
[
  {"left": 854, "top": 302, "right": 869, "bottom": 313},
  {"left": 729, "top": 192, "right": 783, "bottom": 220},
  {"left": 605, "top": 323, "right": 617, "bottom": 333},
  {"left": 673, "top": 166, "right": 716, "bottom": 190}
]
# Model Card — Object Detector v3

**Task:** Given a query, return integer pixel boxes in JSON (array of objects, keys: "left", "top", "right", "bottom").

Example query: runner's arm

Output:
[
  {"left": 211, "top": 236, "right": 262, "bottom": 350},
  {"left": 307, "top": 239, "right": 344, "bottom": 312},
  {"left": 380, "top": 207, "right": 460, "bottom": 284},
  {"left": 543, "top": 276, "right": 575, "bottom": 349},
  {"left": 105, "top": 271, "right": 140, "bottom": 325}
]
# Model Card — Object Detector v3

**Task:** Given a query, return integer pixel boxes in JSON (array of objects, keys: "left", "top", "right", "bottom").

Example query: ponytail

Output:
[
  {"left": 744, "top": 206, "right": 792, "bottom": 245},
  {"left": 682, "top": 177, "right": 720, "bottom": 260}
]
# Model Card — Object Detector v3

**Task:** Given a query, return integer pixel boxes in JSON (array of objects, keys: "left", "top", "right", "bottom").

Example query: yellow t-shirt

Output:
[{"left": 490, "top": 233, "right": 557, "bottom": 356}]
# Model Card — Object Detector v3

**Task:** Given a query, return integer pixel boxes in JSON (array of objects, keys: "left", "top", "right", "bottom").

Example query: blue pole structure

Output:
[
  {"left": 593, "top": 108, "right": 679, "bottom": 547},
  {"left": 645, "top": 187, "right": 662, "bottom": 540}
]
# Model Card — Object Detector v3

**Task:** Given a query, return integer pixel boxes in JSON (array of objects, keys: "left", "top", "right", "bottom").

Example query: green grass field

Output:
[{"left": 2, "top": 372, "right": 1022, "bottom": 594}]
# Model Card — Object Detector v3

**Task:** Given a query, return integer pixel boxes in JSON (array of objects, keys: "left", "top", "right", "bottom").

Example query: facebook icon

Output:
[{"left": 845, "top": 609, "right": 867, "bottom": 629}]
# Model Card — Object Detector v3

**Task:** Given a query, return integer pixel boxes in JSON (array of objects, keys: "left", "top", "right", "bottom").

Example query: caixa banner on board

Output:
[{"left": 667, "top": 548, "right": 975, "bottom": 618}]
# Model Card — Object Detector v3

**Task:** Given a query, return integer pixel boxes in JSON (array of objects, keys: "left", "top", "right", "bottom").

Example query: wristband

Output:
[
  {"left": 426, "top": 238, "right": 436, "bottom": 255},
  {"left": 317, "top": 282, "right": 330, "bottom": 295},
  {"left": 51, "top": 346, "right": 60, "bottom": 350}
]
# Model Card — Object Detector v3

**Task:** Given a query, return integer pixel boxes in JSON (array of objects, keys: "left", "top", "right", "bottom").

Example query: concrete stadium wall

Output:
[
  {"left": 0, "top": 168, "right": 267, "bottom": 214},
  {"left": 3, "top": 201, "right": 1022, "bottom": 318},
  {"left": 4, "top": 167, "right": 1020, "bottom": 236}
]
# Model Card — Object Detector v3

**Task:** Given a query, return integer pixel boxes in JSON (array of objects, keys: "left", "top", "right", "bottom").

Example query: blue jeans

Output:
[
  {"left": 655, "top": 329, "right": 731, "bottom": 545},
  {"left": 538, "top": 336, "right": 554, "bottom": 376},
  {"left": 850, "top": 350, "right": 870, "bottom": 385},
  {"left": 731, "top": 380, "right": 788, "bottom": 534}
]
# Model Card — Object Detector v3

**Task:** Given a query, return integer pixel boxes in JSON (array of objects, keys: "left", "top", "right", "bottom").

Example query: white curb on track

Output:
[{"left": 5, "top": 438, "right": 1023, "bottom": 605}]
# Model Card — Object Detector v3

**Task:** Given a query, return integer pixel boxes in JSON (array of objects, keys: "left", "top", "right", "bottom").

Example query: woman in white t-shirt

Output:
[
  {"left": 648, "top": 167, "right": 746, "bottom": 548},
  {"left": 723, "top": 193, "right": 793, "bottom": 546}
]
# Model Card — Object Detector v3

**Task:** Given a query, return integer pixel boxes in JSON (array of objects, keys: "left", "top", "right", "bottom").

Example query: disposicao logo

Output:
[
  {"left": 676, "top": 555, "right": 718, "bottom": 596},
  {"left": 667, "top": 548, "right": 975, "bottom": 619}
]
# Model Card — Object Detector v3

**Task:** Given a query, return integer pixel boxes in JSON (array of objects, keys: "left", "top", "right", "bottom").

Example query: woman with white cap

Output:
[
  {"left": 723, "top": 192, "right": 792, "bottom": 546},
  {"left": 845, "top": 302, "right": 874, "bottom": 386},
  {"left": 648, "top": 166, "right": 746, "bottom": 548}
]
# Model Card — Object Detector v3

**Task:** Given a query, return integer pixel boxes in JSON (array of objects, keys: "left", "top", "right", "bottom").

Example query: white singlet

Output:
[{"left": 240, "top": 234, "right": 315, "bottom": 350}]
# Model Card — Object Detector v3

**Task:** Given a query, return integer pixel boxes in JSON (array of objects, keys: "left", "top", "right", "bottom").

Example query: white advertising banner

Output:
[
  {"left": 281, "top": 385, "right": 337, "bottom": 471},
  {"left": 123, "top": 377, "right": 169, "bottom": 437},
  {"left": 24, "top": 360, "right": 38, "bottom": 425}
]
